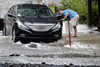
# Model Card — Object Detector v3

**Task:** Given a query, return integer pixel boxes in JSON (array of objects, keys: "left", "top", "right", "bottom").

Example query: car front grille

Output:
[{"left": 28, "top": 24, "right": 54, "bottom": 31}]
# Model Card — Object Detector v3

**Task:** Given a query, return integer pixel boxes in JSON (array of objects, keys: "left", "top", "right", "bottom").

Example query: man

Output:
[{"left": 59, "top": 9, "right": 79, "bottom": 37}]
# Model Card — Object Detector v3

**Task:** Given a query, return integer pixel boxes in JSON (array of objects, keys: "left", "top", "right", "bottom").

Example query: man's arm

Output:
[{"left": 62, "top": 13, "right": 68, "bottom": 20}]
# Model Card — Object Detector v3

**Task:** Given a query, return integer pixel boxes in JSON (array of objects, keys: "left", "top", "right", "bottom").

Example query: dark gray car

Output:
[{"left": 2, "top": 4, "right": 62, "bottom": 43}]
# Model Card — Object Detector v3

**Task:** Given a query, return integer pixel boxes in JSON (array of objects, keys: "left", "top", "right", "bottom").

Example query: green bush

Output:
[{"left": 59, "top": 0, "right": 98, "bottom": 25}]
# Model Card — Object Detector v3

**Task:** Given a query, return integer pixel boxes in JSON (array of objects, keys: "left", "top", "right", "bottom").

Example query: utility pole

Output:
[
  {"left": 98, "top": 0, "right": 100, "bottom": 31},
  {"left": 88, "top": 0, "right": 92, "bottom": 27}
]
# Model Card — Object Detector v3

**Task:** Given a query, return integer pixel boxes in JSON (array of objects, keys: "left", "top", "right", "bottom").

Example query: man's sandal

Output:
[{"left": 74, "top": 36, "right": 77, "bottom": 37}]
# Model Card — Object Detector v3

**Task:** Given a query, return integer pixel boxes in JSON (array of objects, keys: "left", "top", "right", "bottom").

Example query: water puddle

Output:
[
  {"left": 64, "top": 42, "right": 96, "bottom": 49},
  {"left": 0, "top": 36, "right": 10, "bottom": 41},
  {"left": 0, "top": 24, "right": 100, "bottom": 65},
  {"left": 24, "top": 42, "right": 44, "bottom": 49}
]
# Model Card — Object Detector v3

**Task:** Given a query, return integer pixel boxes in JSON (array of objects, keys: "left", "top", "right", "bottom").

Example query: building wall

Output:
[
  {"left": 0, "top": 0, "right": 62, "bottom": 18},
  {"left": 0, "top": 0, "right": 62, "bottom": 7},
  {"left": 42, "top": 0, "right": 62, "bottom": 6}
]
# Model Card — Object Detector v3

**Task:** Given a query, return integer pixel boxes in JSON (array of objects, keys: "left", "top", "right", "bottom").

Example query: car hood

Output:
[
  {"left": 18, "top": 17, "right": 58, "bottom": 25},
  {"left": 18, "top": 17, "right": 58, "bottom": 31}
]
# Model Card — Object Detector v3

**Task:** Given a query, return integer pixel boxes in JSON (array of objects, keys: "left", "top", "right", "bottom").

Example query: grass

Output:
[{"left": 49, "top": 6, "right": 55, "bottom": 14}]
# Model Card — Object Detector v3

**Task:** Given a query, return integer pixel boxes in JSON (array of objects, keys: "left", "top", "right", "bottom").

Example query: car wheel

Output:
[
  {"left": 2, "top": 24, "right": 6, "bottom": 36},
  {"left": 12, "top": 28, "right": 18, "bottom": 42}
]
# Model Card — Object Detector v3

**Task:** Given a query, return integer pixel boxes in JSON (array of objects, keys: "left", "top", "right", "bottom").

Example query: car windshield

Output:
[{"left": 17, "top": 8, "right": 54, "bottom": 18}]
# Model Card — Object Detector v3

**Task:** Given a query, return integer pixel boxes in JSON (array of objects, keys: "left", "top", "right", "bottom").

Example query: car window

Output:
[
  {"left": 8, "top": 6, "right": 16, "bottom": 15},
  {"left": 8, "top": 7, "right": 13, "bottom": 13},
  {"left": 17, "top": 8, "right": 54, "bottom": 18},
  {"left": 12, "top": 6, "right": 17, "bottom": 15}
]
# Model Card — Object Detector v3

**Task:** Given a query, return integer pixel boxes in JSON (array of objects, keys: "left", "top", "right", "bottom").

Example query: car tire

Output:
[
  {"left": 59, "top": 33, "right": 62, "bottom": 39},
  {"left": 12, "top": 28, "right": 18, "bottom": 42},
  {"left": 2, "top": 24, "right": 7, "bottom": 36}
]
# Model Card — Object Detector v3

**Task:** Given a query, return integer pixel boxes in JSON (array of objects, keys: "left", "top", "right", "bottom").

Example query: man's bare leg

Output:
[{"left": 73, "top": 26, "right": 77, "bottom": 37}]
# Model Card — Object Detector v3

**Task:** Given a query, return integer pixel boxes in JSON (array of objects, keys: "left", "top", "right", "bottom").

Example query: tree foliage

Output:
[{"left": 59, "top": 0, "right": 98, "bottom": 25}]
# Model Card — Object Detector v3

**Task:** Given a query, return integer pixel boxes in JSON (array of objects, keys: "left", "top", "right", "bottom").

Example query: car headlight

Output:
[
  {"left": 52, "top": 22, "right": 61, "bottom": 30},
  {"left": 17, "top": 21, "right": 29, "bottom": 30}
]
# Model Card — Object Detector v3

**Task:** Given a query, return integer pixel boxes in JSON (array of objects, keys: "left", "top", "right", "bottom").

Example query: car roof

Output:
[{"left": 16, "top": 4, "right": 48, "bottom": 9}]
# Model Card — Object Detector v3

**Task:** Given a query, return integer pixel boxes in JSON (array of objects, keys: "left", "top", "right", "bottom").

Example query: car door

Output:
[
  {"left": 54, "top": 6, "right": 63, "bottom": 26},
  {"left": 5, "top": 7, "right": 12, "bottom": 35},
  {"left": 6, "top": 6, "right": 17, "bottom": 35}
]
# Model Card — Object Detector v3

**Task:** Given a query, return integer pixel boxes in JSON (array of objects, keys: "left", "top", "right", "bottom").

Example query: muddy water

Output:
[{"left": 0, "top": 25, "right": 100, "bottom": 65}]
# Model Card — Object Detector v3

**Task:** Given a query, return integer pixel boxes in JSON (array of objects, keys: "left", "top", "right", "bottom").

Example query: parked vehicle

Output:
[
  {"left": 3, "top": 4, "right": 62, "bottom": 43},
  {"left": 0, "top": 18, "right": 4, "bottom": 30}
]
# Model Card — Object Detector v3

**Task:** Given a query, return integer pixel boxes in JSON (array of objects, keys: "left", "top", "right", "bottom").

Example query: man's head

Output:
[{"left": 59, "top": 9, "right": 64, "bottom": 15}]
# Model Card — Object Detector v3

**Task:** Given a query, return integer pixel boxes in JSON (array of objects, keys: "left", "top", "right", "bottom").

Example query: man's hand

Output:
[
  {"left": 58, "top": 18, "right": 65, "bottom": 21},
  {"left": 61, "top": 18, "right": 65, "bottom": 21}
]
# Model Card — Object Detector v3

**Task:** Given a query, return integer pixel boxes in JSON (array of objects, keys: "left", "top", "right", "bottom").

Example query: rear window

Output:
[{"left": 17, "top": 5, "right": 54, "bottom": 18}]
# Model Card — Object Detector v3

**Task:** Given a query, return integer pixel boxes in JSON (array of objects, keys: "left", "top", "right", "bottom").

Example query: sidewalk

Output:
[
  {"left": 62, "top": 21, "right": 98, "bottom": 35},
  {"left": 62, "top": 22, "right": 100, "bottom": 45}
]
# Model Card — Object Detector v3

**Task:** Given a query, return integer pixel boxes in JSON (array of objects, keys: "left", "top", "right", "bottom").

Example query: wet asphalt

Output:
[
  {"left": 0, "top": 0, "right": 100, "bottom": 65},
  {"left": 0, "top": 27, "right": 100, "bottom": 65}
]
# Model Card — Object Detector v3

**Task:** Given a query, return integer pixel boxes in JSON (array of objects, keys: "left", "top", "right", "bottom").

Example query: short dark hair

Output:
[{"left": 59, "top": 9, "right": 64, "bottom": 11}]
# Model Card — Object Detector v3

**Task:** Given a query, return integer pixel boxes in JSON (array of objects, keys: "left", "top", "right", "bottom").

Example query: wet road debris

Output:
[
  {"left": 9, "top": 53, "right": 20, "bottom": 56},
  {"left": 0, "top": 63, "right": 99, "bottom": 67},
  {"left": 28, "top": 43, "right": 37, "bottom": 48}
]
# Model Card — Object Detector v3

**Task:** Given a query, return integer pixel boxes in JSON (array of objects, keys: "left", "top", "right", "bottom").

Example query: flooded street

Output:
[{"left": 0, "top": 24, "right": 100, "bottom": 65}]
